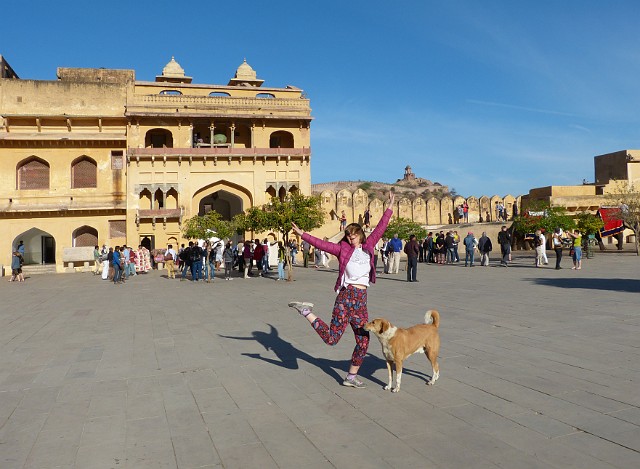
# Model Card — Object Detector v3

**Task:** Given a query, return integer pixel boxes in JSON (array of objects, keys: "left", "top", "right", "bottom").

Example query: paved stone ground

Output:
[{"left": 0, "top": 251, "right": 639, "bottom": 469}]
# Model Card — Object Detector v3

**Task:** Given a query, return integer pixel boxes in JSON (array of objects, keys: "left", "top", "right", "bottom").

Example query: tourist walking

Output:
[
  {"left": 190, "top": 242, "right": 203, "bottom": 281},
  {"left": 242, "top": 240, "right": 253, "bottom": 278},
  {"left": 463, "top": 231, "right": 477, "bottom": 267},
  {"left": 452, "top": 231, "right": 460, "bottom": 262},
  {"left": 435, "top": 231, "right": 446, "bottom": 264},
  {"left": 552, "top": 228, "right": 564, "bottom": 269},
  {"left": 404, "top": 234, "right": 420, "bottom": 282},
  {"left": 100, "top": 245, "right": 109, "bottom": 279},
  {"left": 424, "top": 232, "right": 434, "bottom": 263},
  {"left": 93, "top": 245, "right": 101, "bottom": 275},
  {"left": 288, "top": 192, "right": 395, "bottom": 389},
  {"left": 276, "top": 241, "right": 286, "bottom": 281},
  {"left": 445, "top": 231, "right": 455, "bottom": 264},
  {"left": 478, "top": 232, "right": 492, "bottom": 266},
  {"left": 534, "top": 230, "right": 545, "bottom": 267},
  {"left": 253, "top": 239, "right": 265, "bottom": 276},
  {"left": 223, "top": 242, "right": 234, "bottom": 280},
  {"left": 206, "top": 243, "right": 216, "bottom": 282},
  {"left": 566, "top": 229, "right": 583, "bottom": 270},
  {"left": 16, "top": 240, "right": 25, "bottom": 258},
  {"left": 112, "top": 246, "right": 123, "bottom": 284},
  {"left": 8, "top": 251, "right": 24, "bottom": 282},
  {"left": 165, "top": 244, "right": 177, "bottom": 278},
  {"left": 380, "top": 238, "right": 389, "bottom": 273},
  {"left": 340, "top": 210, "right": 347, "bottom": 231},
  {"left": 498, "top": 226, "right": 512, "bottom": 267},
  {"left": 387, "top": 234, "right": 403, "bottom": 274},
  {"left": 180, "top": 243, "right": 192, "bottom": 281},
  {"left": 302, "top": 240, "right": 311, "bottom": 268}
]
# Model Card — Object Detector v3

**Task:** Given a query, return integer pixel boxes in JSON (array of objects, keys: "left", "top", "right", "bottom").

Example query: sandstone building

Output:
[{"left": 0, "top": 56, "right": 312, "bottom": 272}]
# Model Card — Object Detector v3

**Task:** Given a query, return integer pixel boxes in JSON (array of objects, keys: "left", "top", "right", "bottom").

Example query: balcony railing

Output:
[
  {"left": 131, "top": 94, "right": 310, "bottom": 110},
  {"left": 128, "top": 147, "right": 311, "bottom": 157}
]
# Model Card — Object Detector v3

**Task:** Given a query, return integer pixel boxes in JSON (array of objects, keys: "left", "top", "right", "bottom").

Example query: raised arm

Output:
[
  {"left": 291, "top": 222, "right": 341, "bottom": 256},
  {"left": 367, "top": 192, "right": 395, "bottom": 246}
]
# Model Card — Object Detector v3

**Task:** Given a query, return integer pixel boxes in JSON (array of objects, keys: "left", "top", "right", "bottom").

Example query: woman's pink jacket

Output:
[{"left": 301, "top": 208, "right": 393, "bottom": 292}]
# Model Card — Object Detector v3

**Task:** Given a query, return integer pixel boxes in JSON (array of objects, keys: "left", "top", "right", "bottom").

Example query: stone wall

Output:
[{"left": 317, "top": 189, "right": 522, "bottom": 228}]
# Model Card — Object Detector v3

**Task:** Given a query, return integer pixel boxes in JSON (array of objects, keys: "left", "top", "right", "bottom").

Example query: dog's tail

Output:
[{"left": 425, "top": 310, "right": 440, "bottom": 328}]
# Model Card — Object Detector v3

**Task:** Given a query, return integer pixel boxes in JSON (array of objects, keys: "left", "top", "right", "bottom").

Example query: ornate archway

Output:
[{"left": 192, "top": 180, "right": 252, "bottom": 220}]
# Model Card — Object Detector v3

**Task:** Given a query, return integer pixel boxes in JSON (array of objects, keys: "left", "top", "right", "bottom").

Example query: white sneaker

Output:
[{"left": 288, "top": 301, "right": 314, "bottom": 315}]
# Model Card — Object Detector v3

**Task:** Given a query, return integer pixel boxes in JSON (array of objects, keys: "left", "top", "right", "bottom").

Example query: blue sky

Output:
[{"left": 4, "top": 0, "right": 640, "bottom": 197}]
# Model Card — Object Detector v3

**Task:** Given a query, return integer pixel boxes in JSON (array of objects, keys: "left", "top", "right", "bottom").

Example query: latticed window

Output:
[
  {"left": 17, "top": 158, "right": 49, "bottom": 190},
  {"left": 111, "top": 151, "right": 123, "bottom": 170},
  {"left": 109, "top": 220, "right": 126, "bottom": 238},
  {"left": 74, "top": 226, "right": 98, "bottom": 247},
  {"left": 71, "top": 158, "right": 97, "bottom": 188}
]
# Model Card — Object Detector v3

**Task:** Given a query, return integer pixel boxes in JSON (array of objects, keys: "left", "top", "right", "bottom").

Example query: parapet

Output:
[{"left": 57, "top": 68, "right": 135, "bottom": 84}]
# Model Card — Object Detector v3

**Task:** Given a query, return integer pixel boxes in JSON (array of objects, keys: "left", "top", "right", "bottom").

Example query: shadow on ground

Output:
[
  {"left": 220, "top": 324, "right": 433, "bottom": 387},
  {"left": 528, "top": 277, "right": 640, "bottom": 293}
]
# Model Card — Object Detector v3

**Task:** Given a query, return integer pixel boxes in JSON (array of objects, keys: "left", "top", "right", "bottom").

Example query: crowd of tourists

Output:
[
  {"left": 93, "top": 244, "right": 152, "bottom": 284},
  {"left": 375, "top": 225, "right": 586, "bottom": 282}
]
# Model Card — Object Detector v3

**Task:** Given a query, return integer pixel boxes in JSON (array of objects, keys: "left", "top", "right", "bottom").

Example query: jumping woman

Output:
[{"left": 289, "top": 192, "right": 395, "bottom": 388}]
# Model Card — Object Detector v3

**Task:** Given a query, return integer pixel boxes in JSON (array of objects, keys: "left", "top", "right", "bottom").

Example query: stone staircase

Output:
[{"left": 21, "top": 264, "right": 58, "bottom": 276}]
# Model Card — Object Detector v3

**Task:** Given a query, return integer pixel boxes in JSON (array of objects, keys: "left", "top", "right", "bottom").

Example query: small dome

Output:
[
  {"left": 155, "top": 56, "right": 192, "bottom": 83},
  {"left": 228, "top": 58, "right": 264, "bottom": 87},
  {"left": 162, "top": 56, "right": 186, "bottom": 78},
  {"left": 234, "top": 59, "right": 257, "bottom": 80}
]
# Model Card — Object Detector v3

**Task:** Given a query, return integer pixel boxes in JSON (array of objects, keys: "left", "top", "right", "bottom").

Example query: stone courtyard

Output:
[{"left": 0, "top": 252, "right": 639, "bottom": 468}]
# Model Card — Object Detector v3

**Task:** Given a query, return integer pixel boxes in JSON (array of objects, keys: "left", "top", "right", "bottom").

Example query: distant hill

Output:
[{"left": 311, "top": 165, "right": 454, "bottom": 200}]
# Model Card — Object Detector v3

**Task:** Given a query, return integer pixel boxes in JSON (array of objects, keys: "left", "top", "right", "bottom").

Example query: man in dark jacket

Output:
[
  {"left": 497, "top": 226, "right": 512, "bottom": 267},
  {"left": 478, "top": 232, "right": 493, "bottom": 266},
  {"left": 463, "top": 232, "right": 477, "bottom": 267},
  {"left": 404, "top": 234, "right": 420, "bottom": 282},
  {"left": 190, "top": 242, "right": 203, "bottom": 281},
  {"left": 180, "top": 242, "right": 193, "bottom": 281}
]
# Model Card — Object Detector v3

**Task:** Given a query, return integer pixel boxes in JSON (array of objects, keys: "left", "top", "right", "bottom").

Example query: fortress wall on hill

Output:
[{"left": 316, "top": 188, "right": 522, "bottom": 227}]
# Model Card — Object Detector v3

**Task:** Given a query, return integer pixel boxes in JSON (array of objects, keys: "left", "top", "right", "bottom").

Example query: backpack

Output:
[{"left": 190, "top": 246, "right": 202, "bottom": 262}]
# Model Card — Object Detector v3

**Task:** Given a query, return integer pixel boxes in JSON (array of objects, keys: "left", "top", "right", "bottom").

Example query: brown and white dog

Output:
[{"left": 364, "top": 310, "right": 440, "bottom": 392}]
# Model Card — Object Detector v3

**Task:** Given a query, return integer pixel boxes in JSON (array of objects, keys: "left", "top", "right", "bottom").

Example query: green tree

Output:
[
  {"left": 606, "top": 181, "right": 640, "bottom": 255},
  {"left": 183, "top": 210, "right": 235, "bottom": 241},
  {"left": 575, "top": 211, "right": 604, "bottom": 236},
  {"left": 233, "top": 193, "right": 325, "bottom": 279},
  {"left": 511, "top": 201, "right": 575, "bottom": 236},
  {"left": 383, "top": 217, "right": 427, "bottom": 241}
]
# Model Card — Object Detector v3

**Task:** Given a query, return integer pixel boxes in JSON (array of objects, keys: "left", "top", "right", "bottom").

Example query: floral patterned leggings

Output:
[{"left": 311, "top": 285, "right": 369, "bottom": 367}]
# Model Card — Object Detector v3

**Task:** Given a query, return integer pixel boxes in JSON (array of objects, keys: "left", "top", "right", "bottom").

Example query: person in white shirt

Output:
[
  {"left": 165, "top": 244, "right": 177, "bottom": 279},
  {"left": 540, "top": 231, "right": 548, "bottom": 265}
]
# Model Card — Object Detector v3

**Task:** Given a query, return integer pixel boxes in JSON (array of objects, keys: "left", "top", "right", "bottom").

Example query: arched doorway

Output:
[
  {"left": 198, "top": 190, "right": 243, "bottom": 219},
  {"left": 140, "top": 236, "right": 153, "bottom": 251},
  {"left": 13, "top": 228, "right": 56, "bottom": 265}
]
